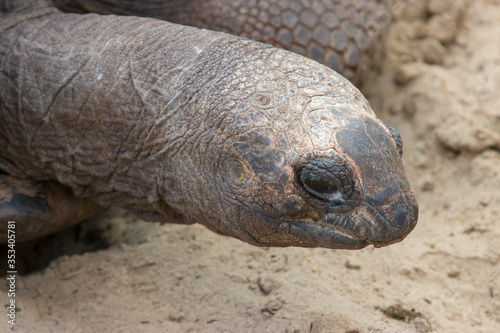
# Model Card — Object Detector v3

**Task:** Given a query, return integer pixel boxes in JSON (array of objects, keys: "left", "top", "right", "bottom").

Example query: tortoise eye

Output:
[
  {"left": 295, "top": 156, "right": 355, "bottom": 202},
  {"left": 302, "top": 174, "right": 338, "bottom": 194}
]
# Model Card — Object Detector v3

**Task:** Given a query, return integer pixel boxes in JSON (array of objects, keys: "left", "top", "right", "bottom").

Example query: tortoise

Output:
[{"left": 0, "top": 0, "right": 418, "bottom": 249}]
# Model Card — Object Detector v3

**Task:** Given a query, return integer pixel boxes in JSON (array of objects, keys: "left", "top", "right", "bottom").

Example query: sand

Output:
[{"left": 1, "top": 0, "right": 499, "bottom": 332}]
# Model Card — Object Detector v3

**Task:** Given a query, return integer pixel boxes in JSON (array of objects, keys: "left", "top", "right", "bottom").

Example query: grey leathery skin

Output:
[
  {"left": 0, "top": 0, "right": 417, "bottom": 248},
  {"left": 55, "top": 0, "right": 394, "bottom": 86}
]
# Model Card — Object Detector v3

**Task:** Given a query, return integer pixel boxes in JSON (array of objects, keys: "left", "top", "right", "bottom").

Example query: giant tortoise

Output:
[{"left": 0, "top": 0, "right": 418, "bottom": 249}]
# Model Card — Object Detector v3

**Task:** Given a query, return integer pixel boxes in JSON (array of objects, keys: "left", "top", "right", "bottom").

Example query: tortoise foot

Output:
[{"left": 0, "top": 172, "right": 102, "bottom": 243}]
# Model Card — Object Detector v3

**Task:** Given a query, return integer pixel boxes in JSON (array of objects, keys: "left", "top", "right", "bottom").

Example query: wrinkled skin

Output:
[
  {"left": 55, "top": 0, "right": 393, "bottom": 86},
  {"left": 0, "top": 0, "right": 417, "bottom": 248}
]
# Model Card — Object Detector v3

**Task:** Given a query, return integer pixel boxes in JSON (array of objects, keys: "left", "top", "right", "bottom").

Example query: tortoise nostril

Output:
[{"left": 384, "top": 122, "right": 403, "bottom": 157}]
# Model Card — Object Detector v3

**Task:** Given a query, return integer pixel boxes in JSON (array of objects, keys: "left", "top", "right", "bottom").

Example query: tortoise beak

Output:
[
  {"left": 356, "top": 191, "right": 419, "bottom": 247},
  {"left": 332, "top": 116, "right": 419, "bottom": 246},
  {"left": 307, "top": 189, "right": 418, "bottom": 249},
  {"left": 375, "top": 191, "right": 419, "bottom": 246}
]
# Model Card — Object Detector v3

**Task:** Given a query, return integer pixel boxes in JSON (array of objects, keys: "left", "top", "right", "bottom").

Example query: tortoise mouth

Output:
[
  {"left": 310, "top": 190, "right": 416, "bottom": 244},
  {"left": 280, "top": 220, "right": 371, "bottom": 249},
  {"left": 266, "top": 191, "right": 418, "bottom": 249},
  {"left": 303, "top": 190, "right": 418, "bottom": 248},
  {"left": 226, "top": 190, "right": 417, "bottom": 250}
]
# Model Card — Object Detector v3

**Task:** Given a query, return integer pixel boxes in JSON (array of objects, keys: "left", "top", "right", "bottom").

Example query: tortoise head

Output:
[
  {"left": 211, "top": 115, "right": 417, "bottom": 249},
  {"left": 176, "top": 47, "right": 418, "bottom": 249}
]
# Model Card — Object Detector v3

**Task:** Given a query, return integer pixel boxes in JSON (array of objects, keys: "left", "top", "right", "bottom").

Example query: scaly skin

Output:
[
  {"left": 0, "top": 0, "right": 417, "bottom": 247},
  {"left": 55, "top": 0, "right": 393, "bottom": 86}
]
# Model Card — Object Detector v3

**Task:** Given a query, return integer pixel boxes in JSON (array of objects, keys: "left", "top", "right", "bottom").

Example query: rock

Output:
[
  {"left": 257, "top": 275, "right": 282, "bottom": 295},
  {"left": 421, "top": 38, "right": 446, "bottom": 65}
]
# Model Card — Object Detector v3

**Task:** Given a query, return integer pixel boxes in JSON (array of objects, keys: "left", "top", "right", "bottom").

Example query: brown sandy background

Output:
[{"left": 1, "top": 0, "right": 499, "bottom": 332}]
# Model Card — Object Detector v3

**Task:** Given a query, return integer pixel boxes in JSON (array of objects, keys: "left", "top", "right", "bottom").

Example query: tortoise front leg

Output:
[{"left": 0, "top": 172, "right": 102, "bottom": 243}]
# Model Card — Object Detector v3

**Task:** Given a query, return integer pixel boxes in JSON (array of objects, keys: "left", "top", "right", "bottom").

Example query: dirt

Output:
[{"left": 1, "top": 0, "right": 499, "bottom": 332}]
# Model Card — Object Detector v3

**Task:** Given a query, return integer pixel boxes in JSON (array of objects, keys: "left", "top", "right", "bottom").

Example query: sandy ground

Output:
[{"left": 2, "top": 0, "right": 500, "bottom": 332}]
